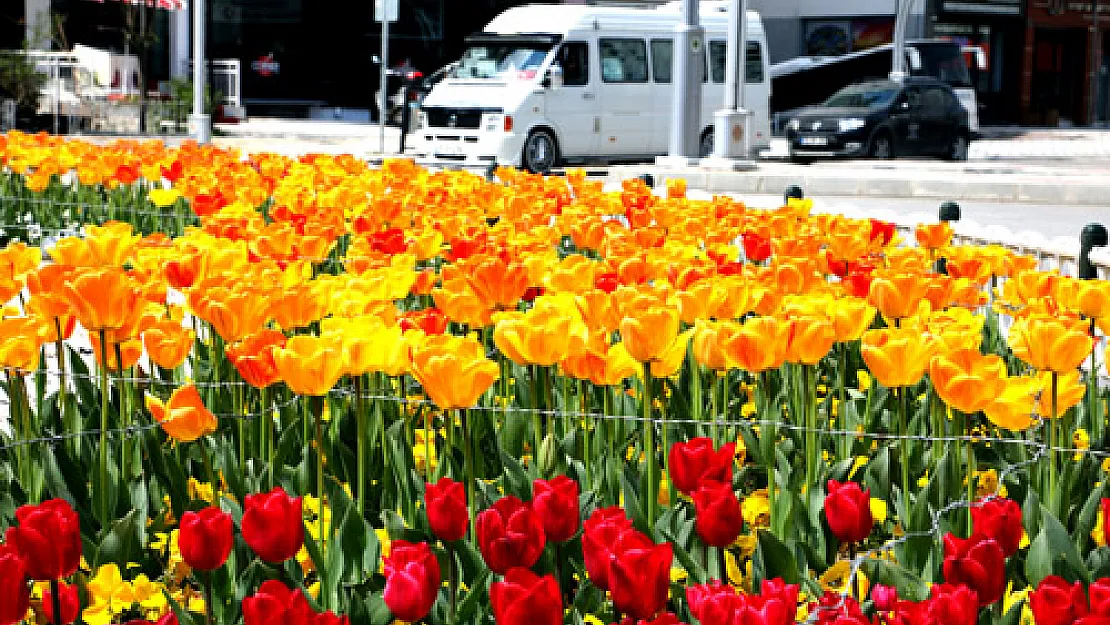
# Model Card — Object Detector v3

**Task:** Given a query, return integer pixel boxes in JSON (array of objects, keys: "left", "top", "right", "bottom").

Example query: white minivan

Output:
[{"left": 412, "top": 1, "right": 771, "bottom": 173}]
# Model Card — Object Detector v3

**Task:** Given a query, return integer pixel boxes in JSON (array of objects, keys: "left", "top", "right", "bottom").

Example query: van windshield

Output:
[{"left": 453, "top": 43, "right": 553, "bottom": 81}]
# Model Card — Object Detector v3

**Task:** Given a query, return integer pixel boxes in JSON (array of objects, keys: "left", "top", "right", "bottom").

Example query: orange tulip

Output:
[
  {"left": 619, "top": 303, "right": 680, "bottom": 363},
  {"left": 724, "top": 315, "right": 790, "bottom": 373},
  {"left": 272, "top": 335, "right": 345, "bottom": 396},
  {"left": 784, "top": 314, "right": 836, "bottom": 366},
  {"left": 409, "top": 334, "right": 500, "bottom": 410},
  {"left": 1035, "top": 370, "right": 1086, "bottom": 418},
  {"left": 707, "top": 276, "right": 752, "bottom": 320},
  {"left": 464, "top": 254, "right": 531, "bottom": 310},
  {"left": 190, "top": 287, "right": 272, "bottom": 343},
  {"left": 1059, "top": 278, "right": 1110, "bottom": 320},
  {"left": 929, "top": 349, "right": 1008, "bottom": 414},
  {"left": 0, "top": 316, "right": 46, "bottom": 375},
  {"left": 61, "top": 267, "right": 142, "bottom": 333},
  {"left": 226, "top": 329, "right": 287, "bottom": 388},
  {"left": 984, "top": 376, "right": 1039, "bottom": 431},
  {"left": 494, "top": 309, "right": 576, "bottom": 367},
  {"left": 915, "top": 222, "right": 953, "bottom": 250},
  {"left": 146, "top": 384, "right": 218, "bottom": 443},
  {"left": 692, "top": 320, "right": 741, "bottom": 371},
  {"left": 83, "top": 222, "right": 142, "bottom": 267},
  {"left": 1007, "top": 315, "right": 1093, "bottom": 374},
  {"left": 89, "top": 334, "right": 143, "bottom": 372},
  {"left": 269, "top": 283, "right": 329, "bottom": 331},
  {"left": 868, "top": 271, "right": 929, "bottom": 321},
  {"left": 164, "top": 253, "right": 206, "bottom": 290},
  {"left": 826, "top": 296, "right": 877, "bottom": 343},
  {"left": 143, "top": 320, "right": 195, "bottom": 370},
  {"left": 650, "top": 328, "right": 694, "bottom": 377},
  {"left": 860, "top": 328, "right": 936, "bottom": 388},
  {"left": 562, "top": 337, "right": 640, "bottom": 386}
]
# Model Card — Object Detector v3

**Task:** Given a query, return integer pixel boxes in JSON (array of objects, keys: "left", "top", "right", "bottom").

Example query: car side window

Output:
[
  {"left": 600, "top": 38, "right": 649, "bottom": 83},
  {"left": 905, "top": 87, "right": 923, "bottom": 109},
  {"left": 557, "top": 42, "right": 589, "bottom": 87},
  {"left": 651, "top": 39, "right": 673, "bottom": 83}
]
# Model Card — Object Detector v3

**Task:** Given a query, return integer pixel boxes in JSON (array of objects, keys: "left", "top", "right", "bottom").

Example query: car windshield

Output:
[
  {"left": 824, "top": 86, "right": 899, "bottom": 108},
  {"left": 453, "top": 43, "right": 552, "bottom": 81}
]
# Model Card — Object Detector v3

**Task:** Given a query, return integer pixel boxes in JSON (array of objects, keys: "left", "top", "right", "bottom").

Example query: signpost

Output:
[
  {"left": 189, "top": 0, "right": 210, "bottom": 144},
  {"left": 376, "top": 0, "right": 399, "bottom": 155}
]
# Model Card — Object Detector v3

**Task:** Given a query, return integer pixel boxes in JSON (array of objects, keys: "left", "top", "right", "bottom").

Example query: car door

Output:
[
  {"left": 889, "top": 86, "right": 926, "bottom": 156},
  {"left": 919, "top": 86, "right": 954, "bottom": 154},
  {"left": 596, "top": 37, "right": 652, "bottom": 156},
  {"left": 545, "top": 41, "right": 599, "bottom": 159}
]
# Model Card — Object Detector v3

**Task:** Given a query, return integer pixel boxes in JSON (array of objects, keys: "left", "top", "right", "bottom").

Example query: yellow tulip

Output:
[
  {"left": 1008, "top": 314, "right": 1093, "bottom": 374},
  {"left": 619, "top": 303, "right": 680, "bottom": 363},
  {"left": 860, "top": 328, "right": 936, "bottom": 388},
  {"left": 409, "top": 334, "right": 500, "bottom": 410},
  {"left": 929, "top": 348, "right": 1008, "bottom": 414},
  {"left": 724, "top": 315, "right": 790, "bottom": 374},
  {"left": 984, "top": 376, "right": 1039, "bottom": 431},
  {"left": 272, "top": 335, "right": 346, "bottom": 396}
]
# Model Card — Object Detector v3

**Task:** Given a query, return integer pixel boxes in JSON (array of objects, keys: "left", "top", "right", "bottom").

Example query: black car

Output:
[{"left": 784, "top": 78, "right": 971, "bottom": 163}]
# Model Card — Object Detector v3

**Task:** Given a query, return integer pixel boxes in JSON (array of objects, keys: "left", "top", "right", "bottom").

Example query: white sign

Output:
[{"left": 375, "top": 0, "right": 399, "bottom": 22}]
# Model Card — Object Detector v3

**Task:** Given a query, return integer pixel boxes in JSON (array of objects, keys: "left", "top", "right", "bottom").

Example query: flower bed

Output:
[{"left": 0, "top": 131, "right": 1109, "bottom": 625}]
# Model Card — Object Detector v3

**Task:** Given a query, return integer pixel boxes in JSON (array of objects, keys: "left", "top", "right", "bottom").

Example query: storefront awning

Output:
[{"left": 85, "top": 0, "right": 187, "bottom": 10}]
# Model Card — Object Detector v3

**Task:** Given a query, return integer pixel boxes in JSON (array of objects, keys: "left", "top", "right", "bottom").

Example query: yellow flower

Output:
[
  {"left": 149, "top": 188, "right": 182, "bottom": 207},
  {"left": 819, "top": 560, "right": 869, "bottom": 597},
  {"left": 131, "top": 575, "right": 167, "bottom": 611},
  {"left": 187, "top": 478, "right": 215, "bottom": 503},
  {"left": 870, "top": 498, "right": 888, "bottom": 524},
  {"left": 741, "top": 489, "right": 771, "bottom": 529},
  {"left": 1073, "top": 428, "right": 1090, "bottom": 461},
  {"left": 974, "top": 469, "right": 1007, "bottom": 499},
  {"left": 857, "top": 370, "right": 872, "bottom": 391},
  {"left": 84, "top": 564, "right": 136, "bottom": 625},
  {"left": 1094, "top": 508, "right": 1107, "bottom": 547}
]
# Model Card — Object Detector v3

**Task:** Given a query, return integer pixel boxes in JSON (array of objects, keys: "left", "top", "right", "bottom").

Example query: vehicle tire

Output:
[
  {"left": 699, "top": 128, "right": 714, "bottom": 158},
  {"left": 522, "top": 129, "right": 559, "bottom": 174},
  {"left": 946, "top": 132, "right": 970, "bottom": 161},
  {"left": 869, "top": 131, "right": 895, "bottom": 159},
  {"left": 788, "top": 152, "right": 813, "bottom": 165}
]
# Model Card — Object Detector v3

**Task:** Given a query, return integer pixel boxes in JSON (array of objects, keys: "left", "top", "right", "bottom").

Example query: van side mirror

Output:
[
  {"left": 897, "top": 101, "right": 911, "bottom": 112},
  {"left": 545, "top": 64, "right": 564, "bottom": 90}
]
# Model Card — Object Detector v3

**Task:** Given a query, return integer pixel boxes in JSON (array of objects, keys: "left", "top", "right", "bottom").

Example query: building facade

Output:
[{"left": 747, "top": 0, "right": 926, "bottom": 63}]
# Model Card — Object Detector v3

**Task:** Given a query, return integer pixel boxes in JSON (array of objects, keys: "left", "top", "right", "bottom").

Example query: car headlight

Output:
[
  {"left": 839, "top": 118, "right": 866, "bottom": 132},
  {"left": 786, "top": 119, "right": 800, "bottom": 132},
  {"left": 484, "top": 113, "right": 502, "bottom": 131}
]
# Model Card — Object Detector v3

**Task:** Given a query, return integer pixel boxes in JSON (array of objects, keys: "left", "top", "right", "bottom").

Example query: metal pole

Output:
[
  {"left": 189, "top": 0, "right": 211, "bottom": 144},
  {"left": 668, "top": 0, "right": 704, "bottom": 159},
  {"left": 1090, "top": 0, "right": 1101, "bottom": 126},
  {"left": 709, "top": 0, "right": 754, "bottom": 164},
  {"left": 380, "top": 14, "right": 389, "bottom": 155},
  {"left": 53, "top": 56, "right": 59, "bottom": 135}
]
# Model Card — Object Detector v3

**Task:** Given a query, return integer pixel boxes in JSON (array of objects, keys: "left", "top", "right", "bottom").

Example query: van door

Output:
[
  {"left": 649, "top": 38, "right": 675, "bottom": 154},
  {"left": 545, "top": 41, "right": 599, "bottom": 160},
  {"left": 597, "top": 37, "right": 653, "bottom": 156}
]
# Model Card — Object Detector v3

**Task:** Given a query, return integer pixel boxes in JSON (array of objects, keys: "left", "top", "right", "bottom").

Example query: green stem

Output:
[
  {"left": 97, "top": 329, "right": 110, "bottom": 525},
  {"left": 642, "top": 362, "right": 657, "bottom": 528},
  {"left": 965, "top": 411, "right": 976, "bottom": 536},
  {"left": 460, "top": 409, "right": 477, "bottom": 543},
  {"left": 1049, "top": 371, "right": 1059, "bottom": 516},
  {"left": 203, "top": 569, "right": 215, "bottom": 625},
  {"left": 899, "top": 386, "right": 911, "bottom": 509},
  {"left": 532, "top": 364, "right": 543, "bottom": 471},
  {"left": 804, "top": 365, "right": 817, "bottom": 493},
  {"left": 759, "top": 372, "right": 777, "bottom": 535},
  {"left": 378, "top": 373, "right": 390, "bottom": 474},
  {"left": 447, "top": 542, "right": 458, "bottom": 625},
  {"left": 424, "top": 410, "right": 434, "bottom": 484},
  {"left": 49, "top": 578, "right": 64, "bottom": 625},
  {"left": 580, "top": 379, "right": 591, "bottom": 493},
  {"left": 356, "top": 375, "right": 368, "bottom": 516},
  {"left": 262, "top": 386, "right": 274, "bottom": 489}
]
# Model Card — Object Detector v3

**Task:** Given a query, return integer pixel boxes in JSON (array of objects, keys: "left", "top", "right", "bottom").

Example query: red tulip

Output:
[
  {"left": 1090, "top": 577, "right": 1110, "bottom": 616},
  {"left": 687, "top": 582, "right": 746, "bottom": 625},
  {"left": 383, "top": 540, "right": 441, "bottom": 623},
  {"left": 42, "top": 581, "right": 80, "bottom": 625},
  {"left": 870, "top": 219, "right": 896, "bottom": 245},
  {"left": 476, "top": 496, "right": 546, "bottom": 575},
  {"left": 611, "top": 613, "right": 683, "bottom": 625},
  {"left": 1030, "top": 576, "right": 1088, "bottom": 625},
  {"left": 928, "top": 583, "right": 979, "bottom": 625},
  {"left": 688, "top": 580, "right": 796, "bottom": 625},
  {"left": 759, "top": 578, "right": 800, "bottom": 625},
  {"left": 242, "top": 487, "right": 304, "bottom": 564},
  {"left": 692, "top": 481, "right": 743, "bottom": 547},
  {"left": 425, "top": 478, "right": 469, "bottom": 542},
  {"left": 369, "top": 228, "right": 409, "bottom": 255},
  {"left": 490, "top": 568, "right": 562, "bottom": 625},
  {"left": 971, "top": 497, "right": 1024, "bottom": 557},
  {"left": 742, "top": 232, "right": 772, "bottom": 263},
  {"left": 668, "top": 438, "right": 735, "bottom": 496},
  {"left": 0, "top": 544, "right": 29, "bottom": 625},
  {"left": 242, "top": 580, "right": 316, "bottom": 625},
  {"left": 610, "top": 540, "right": 673, "bottom": 621},
  {"left": 4, "top": 499, "right": 82, "bottom": 580},
  {"left": 595, "top": 272, "right": 620, "bottom": 294},
  {"left": 178, "top": 507, "right": 234, "bottom": 570},
  {"left": 582, "top": 507, "right": 636, "bottom": 591},
  {"left": 871, "top": 584, "right": 898, "bottom": 612},
  {"left": 1102, "top": 499, "right": 1110, "bottom": 550},
  {"left": 824, "top": 480, "right": 872, "bottom": 545},
  {"left": 809, "top": 591, "right": 867, "bottom": 625},
  {"left": 1076, "top": 618, "right": 1110, "bottom": 625},
  {"left": 942, "top": 533, "right": 1006, "bottom": 606},
  {"left": 532, "top": 476, "right": 581, "bottom": 543},
  {"left": 314, "top": 612, "right": 350, "bottom": 625}
]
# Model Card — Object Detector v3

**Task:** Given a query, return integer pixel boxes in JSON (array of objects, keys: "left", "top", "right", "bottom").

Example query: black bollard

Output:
[
  {"left": 638, "top": 173, "right": 655, "bottom": 188},
  {"left": 485, "top": 160, "right": 499, "bottom": 182},
  {"left": 1079, "top": 223, "right": 1108, "bottom": 280},
  {"left": 784, "top": 185, "right": 804, "bottom": 204},
  {"left": 939, "top": 201, "right": 961, "bottom": 223}
]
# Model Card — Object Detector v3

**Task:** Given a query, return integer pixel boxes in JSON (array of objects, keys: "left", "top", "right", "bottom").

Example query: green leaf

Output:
[
  {"left": 661, "top": 528, "right": 707, "bottom": 585},
  {"left": 455, "top": 569, "right": 491, "bottom": 623},
  {"left": 1026, "top": 505, "right": 1090, "bottom": 585},
  {"left": 163, "top": 587, "right": 199, "bottom": 625},
  {"left": 859, "top": 558, "right": 928, "bottom": 602},
  {"left": 338, "top": 506, "right": 380, "bottom": 583},
  {"left": 620, "top": 469, "right": 648, "bottom": 536},
  {"left": 361, "top": 594, "right": 395, "bottom": 625},
  {"left": 752, "top": 529, "right": 799, "bottom": 586},
  {"left": 94, "top": 510, "right": 139, "bottom": 571}
]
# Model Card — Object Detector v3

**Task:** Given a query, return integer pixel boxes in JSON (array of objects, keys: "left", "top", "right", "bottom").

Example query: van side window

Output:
[
  {"left": 746, "top": 41, "right": 764, "bottom": 83},
  {"left": 651, "top": 39, "right": 673, "bottom": 83},
  {"left": 600, "top": 38, "right": 649, "bottom": 83},
  {"left": 558, "top": 42, "right": 589, "bottom": 86},
  {"left": 709, "top": 41, "right": 726, "bottom": 83}
]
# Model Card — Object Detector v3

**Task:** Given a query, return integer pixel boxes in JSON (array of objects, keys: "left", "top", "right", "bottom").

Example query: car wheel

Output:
[
  {"left": 947, "top": 133, "right": 969, "bottom": 161},
  {"left": 699, "top": 128, "right": 714, "bottom": 158},
  {"left": 869, "top": 132, "right": 895, "bottom": 159},
  {"left": 788, "top": 151, "right": 813, "bottom": 165},
  {"left": 522, "top": 129, "right": 559, "bottom": 174}
]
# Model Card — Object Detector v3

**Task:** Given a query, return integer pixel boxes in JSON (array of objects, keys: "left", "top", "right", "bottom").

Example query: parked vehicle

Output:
[
  {"left": 783, "top": 77, "right": 971, "bottom": 163},
  {"left": 412, "top": 0, "right": 772, "bottom": 173},
  {"left": 771, "top": 40, "right": 985, "bottom": 135}
]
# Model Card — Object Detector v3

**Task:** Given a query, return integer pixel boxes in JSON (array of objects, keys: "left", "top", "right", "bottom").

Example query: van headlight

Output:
[
  {"left": 484, "top": 113, "right": 502, "bottom": 131},
  {"left": 839, "top": 118, "right": 866, "bottom": 132},
  {"left": 786, "top": 118, "right": 800, "bottom": 132}
]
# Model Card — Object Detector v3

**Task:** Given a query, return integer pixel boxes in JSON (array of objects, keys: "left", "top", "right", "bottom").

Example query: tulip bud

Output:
[{"left": 539, "top": 433, "right": 559, "bottom": 476}]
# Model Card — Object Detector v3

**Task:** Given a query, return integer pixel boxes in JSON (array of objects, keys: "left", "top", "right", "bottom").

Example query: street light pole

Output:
[
  {"left": 707, "top": 0, "right": 755, "bottom": 168},
  {"left": 189, "top": 0, "right": 211, "bottom": 144},
  {"left": 666, "top": 0, "right": 704, "bottom": 160},
  {"left": 1090, "top": 0, "right": 1101, "bottom": 126}
]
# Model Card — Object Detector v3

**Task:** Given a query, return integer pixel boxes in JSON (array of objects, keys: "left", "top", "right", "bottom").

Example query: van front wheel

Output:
[{"left": 523, "top": 129, "right": 559, "bottom": 174}]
